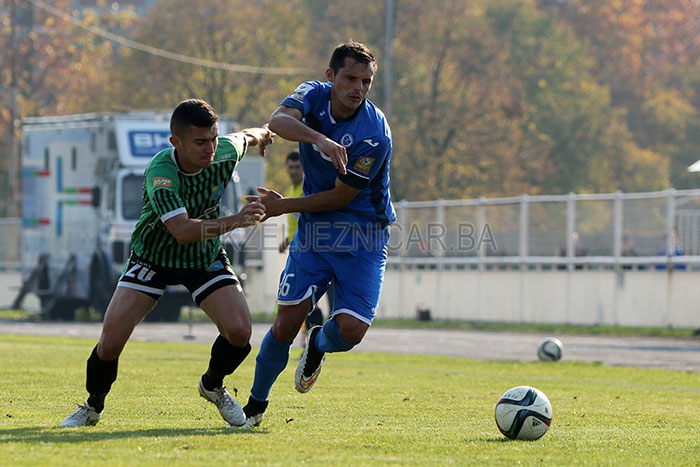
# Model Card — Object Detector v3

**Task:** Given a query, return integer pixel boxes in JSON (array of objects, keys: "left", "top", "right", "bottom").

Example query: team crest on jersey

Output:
[
  {"left": 340, "top": 133, "right": 354, "bottom": 147},
  {"left": 291, "top": 83, "right": 313, "bottom": 100},
  {"left": 152, "top": 177, "right": 172, "bottom": 188},
  {"left": 353, "top": 156, "right": 375, "bottom": 174},
  {"left": 207, "top": 260, "right": 225, "bottom": 272},
  {"left": 209, "top": 183, "right": 225, "bottom": 200}
]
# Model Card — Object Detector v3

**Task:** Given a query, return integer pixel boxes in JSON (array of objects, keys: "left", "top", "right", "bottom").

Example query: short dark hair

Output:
[
  {"left": 286, "top": 151, "right": 300, "bottom": 162},
  {"left": 329, "top": 41, "right": 376, "bottom": 74},
  {"left": 170, "top": 99, "right": 218, "bottom": 137}
]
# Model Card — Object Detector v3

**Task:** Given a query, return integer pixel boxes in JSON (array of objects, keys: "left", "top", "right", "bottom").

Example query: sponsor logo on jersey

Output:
[
  {"left": 353, "top": 157, "right": 375, "bottom": 174},
  {"left": 291, "top": 83, "right": 313, "bottom": 100},
  {"left": 363, "top": 138, "right": 379, "bottom": 147},
  {"left": 340, "top": 133, "right": 354, "bottom": 147},
  {"left": 152, "top": 177, "right": 172, "bottom": 188}
]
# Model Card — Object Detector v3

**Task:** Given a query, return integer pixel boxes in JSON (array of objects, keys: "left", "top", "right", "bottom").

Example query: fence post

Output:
[
  {"left": 666, "top": 188, "right": 676, "bottom": 261},
  {"left": 435, "top": 199, "right": 445, "bottom": 260},
  {"left": 665, "top": 188, "right": 677, "bottom": 327},
  {"left": 477, "top": 197, "right": 486, "bottom": 271},
  {"left": 519, "top": 194, "right": 529, "bottom": 259},
  {"left": 566, "top": 193, "right": 576, "bottom": 271},
  {"left": 613, "top": 191, "right": 623, "bottom": 259},
  {"left": 435, "top": 199, "right": 444, "bottom": 318}
]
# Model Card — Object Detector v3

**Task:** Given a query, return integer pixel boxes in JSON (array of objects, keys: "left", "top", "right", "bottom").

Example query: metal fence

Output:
[
  {"left": 389, "top": 189, "right": 700, "bottom": 267},
  {"left": 8, "top": 189, "right": 700, "bottom": 270}
]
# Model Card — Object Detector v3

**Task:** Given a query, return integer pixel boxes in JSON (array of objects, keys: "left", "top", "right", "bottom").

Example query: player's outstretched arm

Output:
[
  {"left": 246, "top": 178, "right": 360, "bottom": 220},
  {"left": 268, "top": 106, "right": 347, "bottom": 174},
  {"left": 164, "top": 203, "right": 265, "bottom": 244}
]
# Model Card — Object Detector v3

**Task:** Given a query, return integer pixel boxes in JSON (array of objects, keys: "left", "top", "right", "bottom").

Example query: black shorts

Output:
[{"left": 117, "top": 251, "right": 239, "bottom": 306}]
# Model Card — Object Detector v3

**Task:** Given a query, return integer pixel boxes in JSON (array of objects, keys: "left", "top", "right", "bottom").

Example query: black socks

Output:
[
  {"left": 83, "top": 336, "right": 251, "bottom": 412},
  {"left": 201, "top": 335, "right": 251, "bottom": 391},
  {"left": 85, "top": 346, "right": 118, "bottom": 413}
]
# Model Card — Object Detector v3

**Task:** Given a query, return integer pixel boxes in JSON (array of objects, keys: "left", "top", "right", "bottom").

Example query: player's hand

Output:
[
  {"left": 257, "top": 124, "right": 275, "bottom": 157},
  {"left": 246, "top": 186, "right": 284, "bottom": 221},
  {"left": 241, "top": 126, "right": 275, "bottom": 157},
  {"left": 317, "top": 137, "right": 348, "bottom": 175},
  {"left": 236, "top": 202, "right": 265, "bottom": 228}
]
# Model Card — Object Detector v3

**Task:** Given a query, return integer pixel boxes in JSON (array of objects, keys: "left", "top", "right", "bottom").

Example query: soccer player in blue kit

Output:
[{"left": 238, "top": 41, "right": 395, "bottom": 427}]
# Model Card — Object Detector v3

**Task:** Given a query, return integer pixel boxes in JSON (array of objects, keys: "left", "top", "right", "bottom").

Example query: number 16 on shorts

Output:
[{"left": 279, "top": 273, "right": 295, "bottom": 297}]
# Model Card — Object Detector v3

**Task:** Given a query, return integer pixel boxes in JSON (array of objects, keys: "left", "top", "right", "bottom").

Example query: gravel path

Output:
[{"left": 1, "top": 321, "right": 698, "bottom": 372}]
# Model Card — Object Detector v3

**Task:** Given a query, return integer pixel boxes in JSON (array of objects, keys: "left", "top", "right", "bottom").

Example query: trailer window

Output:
[{"left": 122, "top": 174, "right": 145, "bottom": 220}]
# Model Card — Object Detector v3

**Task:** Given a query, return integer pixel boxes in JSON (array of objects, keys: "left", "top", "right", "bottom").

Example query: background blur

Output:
[{"left": 3, "top": 0, "right": 700, "bottom": 211}]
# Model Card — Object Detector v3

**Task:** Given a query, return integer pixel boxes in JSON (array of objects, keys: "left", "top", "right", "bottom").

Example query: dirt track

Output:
[{"left": 1, "top": 321, "right": 698, "bottom": 372}]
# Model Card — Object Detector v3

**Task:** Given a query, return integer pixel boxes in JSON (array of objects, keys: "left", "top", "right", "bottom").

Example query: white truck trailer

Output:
[{"left": 17, "top": 111, "right": 265, "bottom": 321}]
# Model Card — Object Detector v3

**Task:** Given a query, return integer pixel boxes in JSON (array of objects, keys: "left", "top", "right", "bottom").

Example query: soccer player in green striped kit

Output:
[{"left": 61, "top": 99, "right": 273, "bottom": 428}]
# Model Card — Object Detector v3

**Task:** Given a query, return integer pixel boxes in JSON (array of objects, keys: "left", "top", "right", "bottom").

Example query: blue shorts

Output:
[{"left": 277, "top": 242, "right": 387, "bottom": 325}]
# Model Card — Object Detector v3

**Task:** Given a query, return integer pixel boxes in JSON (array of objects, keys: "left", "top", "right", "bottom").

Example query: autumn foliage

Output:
[{"left": 1, "top": 0, "right": 699, "bottom": 213}]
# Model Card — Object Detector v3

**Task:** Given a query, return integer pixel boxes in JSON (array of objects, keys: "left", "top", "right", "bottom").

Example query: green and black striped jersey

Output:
[{"left": 130, "top": 134, "right": 247, "bottom": 269}]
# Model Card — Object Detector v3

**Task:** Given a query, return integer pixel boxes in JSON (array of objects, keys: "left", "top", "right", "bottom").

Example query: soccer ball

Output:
[
  {"left": 494, "top": 386, "right": 552, "bottom": 440},
  {"left": 537, "top": 337, "right": 563, "bottom": 362}
]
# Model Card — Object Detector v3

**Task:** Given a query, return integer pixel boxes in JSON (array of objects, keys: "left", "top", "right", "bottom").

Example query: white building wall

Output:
[{"left": 244, "top": 265, "right": 700, "bottom": 328}]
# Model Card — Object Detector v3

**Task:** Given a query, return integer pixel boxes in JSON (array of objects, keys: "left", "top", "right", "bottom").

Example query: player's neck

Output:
[
  {"left": 174, "top": 148, "right": 200, "bottom": 174},
  {"left": 330, "top": 94, "right": 361, "bottom": 120}
]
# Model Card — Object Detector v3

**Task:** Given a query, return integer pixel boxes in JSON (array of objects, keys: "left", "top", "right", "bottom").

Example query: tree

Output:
[
  {"left": 542, "top": 0, "right": 700, "bottom": 189},
  {"left": 0, "top": 0, "right": 138, "bottom": 215},
  {"left": 104, "top": 0, "right": 312, "bottom": 125}
]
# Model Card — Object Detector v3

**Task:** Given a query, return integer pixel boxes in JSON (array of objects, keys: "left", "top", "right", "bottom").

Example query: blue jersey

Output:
[{"left": 281, "top": 81, "right": 396, "bottom": 243}]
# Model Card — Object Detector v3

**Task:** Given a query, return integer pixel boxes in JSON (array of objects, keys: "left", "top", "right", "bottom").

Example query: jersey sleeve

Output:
[
  {"left": 338, "top": 136, "right": 391, "bottom": 190},
  {"left": 281, "top": 81, "right": 322, "bottom": 117},
  {"left": 215, "top": 133, "right": 247, "bottom": 164},
  {"left": 145, "top": 159, "right": 186, "bottom": 223}
]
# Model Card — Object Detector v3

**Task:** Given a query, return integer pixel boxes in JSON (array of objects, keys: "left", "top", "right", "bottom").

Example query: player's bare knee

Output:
[
  {"left": 338, "top": 322, "right": 368, "bottom": 344},
  {"left": 271, "top": 318, "right": 300, "bottom": 344},
  {"left": 221, "top": 326, "right": 251, "bottom": 348},
  {"left": 96, "top": 339, "right": 123, "bottom": 361}
]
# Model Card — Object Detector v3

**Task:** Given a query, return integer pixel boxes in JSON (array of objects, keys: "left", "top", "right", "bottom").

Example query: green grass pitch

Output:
[{"left": 1, "top": 334, "right": 698, "bottom": 465}]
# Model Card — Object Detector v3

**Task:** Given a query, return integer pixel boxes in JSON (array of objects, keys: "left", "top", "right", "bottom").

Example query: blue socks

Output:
[
  {"left": 315, "top": 318, "right": 355, "bottom": 353},
  {"left": 249, "top": 319, "right": 356, "bottom": 402},
  {"left": 250, "top": 330, "right": 291, "bottom": 402}
]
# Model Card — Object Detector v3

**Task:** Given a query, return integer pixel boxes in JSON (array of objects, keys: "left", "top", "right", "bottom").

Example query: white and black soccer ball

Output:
[
  {"left": 537, "top": 337, "right": 563, "bottom": 362},
  {"left": 495, "top": 386, "right": 552, "bottom": 440}
]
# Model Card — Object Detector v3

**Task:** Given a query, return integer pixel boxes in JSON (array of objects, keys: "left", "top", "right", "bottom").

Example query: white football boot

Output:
[
  {"left": 60, "top": 403, "right": 101, "bottom": 427},
  {"left": 198, "top": 379, "right": 246, "bottom": 427}
]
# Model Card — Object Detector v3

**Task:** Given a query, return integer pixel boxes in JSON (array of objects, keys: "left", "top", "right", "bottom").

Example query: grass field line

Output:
[{"left": 332, "top": 359, "right": 700, "bottom": 392}]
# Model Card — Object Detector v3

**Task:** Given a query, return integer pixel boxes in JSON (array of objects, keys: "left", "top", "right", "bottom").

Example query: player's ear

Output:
[
  {"left": 169, "top": 135, "right": 179, "bottom": 148},
  {"left": 325, "top": 67, "right": 335, "bottom": 82}
]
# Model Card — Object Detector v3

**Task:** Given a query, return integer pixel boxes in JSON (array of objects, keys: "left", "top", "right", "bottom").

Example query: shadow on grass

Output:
[
  {"left": 0, "top": 426, "right": 268, "bottom": 443},
  {"left": 463, "top": 435, "right": 536, "bottom": 443},
  {"left": 466, "top": 437, "right": 510, "bottom": 443}
]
